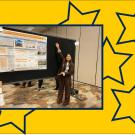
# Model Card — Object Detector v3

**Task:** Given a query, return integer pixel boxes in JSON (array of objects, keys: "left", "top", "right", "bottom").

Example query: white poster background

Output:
[{"left": 0, "top": 34, "right": 47, "bottom": 72}]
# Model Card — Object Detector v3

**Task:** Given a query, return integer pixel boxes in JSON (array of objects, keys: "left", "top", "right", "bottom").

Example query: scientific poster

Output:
[{"left": 0, "top": 32, "right": 47, "bottom": 72}]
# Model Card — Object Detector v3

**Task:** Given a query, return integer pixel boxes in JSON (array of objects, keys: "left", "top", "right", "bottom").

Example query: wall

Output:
[{"left": 43, "top": 26, "right": 102, "bottom": 87}]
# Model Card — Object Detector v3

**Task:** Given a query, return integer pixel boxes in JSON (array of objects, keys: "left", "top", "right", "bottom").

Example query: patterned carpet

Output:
[{"left": 1, "top": 78, "right": 102, "bottom": 109}]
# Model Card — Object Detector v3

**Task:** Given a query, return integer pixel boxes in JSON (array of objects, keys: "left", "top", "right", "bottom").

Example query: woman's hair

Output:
[
  {"left": 65, "top": 53, "right": 73, "bottom": 64},
  {"left": 56, "top": 41, "right": 60, "bottom": 44}
]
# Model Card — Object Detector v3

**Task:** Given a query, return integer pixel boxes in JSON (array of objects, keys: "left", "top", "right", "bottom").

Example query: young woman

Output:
[{"left": 56, "top": 42, "right": 74, "bottom": 106}]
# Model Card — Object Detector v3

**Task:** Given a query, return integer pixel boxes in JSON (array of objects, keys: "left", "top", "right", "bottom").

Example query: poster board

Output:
[
  {"left": 0, "top": 27, "right": 75, "bottom": 83},
  {"left": 0, "top": 29, "right": 47, "bottom": 72}
]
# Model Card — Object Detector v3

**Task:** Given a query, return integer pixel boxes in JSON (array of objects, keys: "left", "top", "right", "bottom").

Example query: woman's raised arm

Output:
[{"left": 55, "top": 42, "right": 64, "bottom": 60}]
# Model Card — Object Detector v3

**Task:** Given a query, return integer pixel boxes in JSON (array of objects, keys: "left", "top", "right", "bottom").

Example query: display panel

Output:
[
  {"left": 0, "top": 29, "right": 47, "bottom": 72},
  {"left": 0, "top": 34, "right": 75, "bottom": 83}
]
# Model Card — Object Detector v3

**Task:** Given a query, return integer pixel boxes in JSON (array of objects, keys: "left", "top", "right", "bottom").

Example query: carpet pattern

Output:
[{"left": 1, "top": 78, "right": 102, "bottom": 109}]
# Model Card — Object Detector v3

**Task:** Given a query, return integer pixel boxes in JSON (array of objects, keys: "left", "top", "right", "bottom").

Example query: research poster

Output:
[{"left": 0, "top": 31, "right": 47, "bottom": 72}]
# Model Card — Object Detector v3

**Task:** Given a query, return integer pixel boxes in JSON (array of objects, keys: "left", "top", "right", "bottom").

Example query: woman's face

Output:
[{"left": 66, "top": 54, "right": 71, "bottom": 61}]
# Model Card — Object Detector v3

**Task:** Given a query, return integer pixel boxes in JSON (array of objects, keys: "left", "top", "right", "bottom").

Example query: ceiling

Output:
[{"left": 4, "top": 26, "right": 53, "bottom": 34}]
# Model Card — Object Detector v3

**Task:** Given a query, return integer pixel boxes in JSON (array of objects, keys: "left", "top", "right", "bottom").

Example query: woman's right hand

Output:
[{"left": 56, "top": 42, "right": 62, "bottom": 53}]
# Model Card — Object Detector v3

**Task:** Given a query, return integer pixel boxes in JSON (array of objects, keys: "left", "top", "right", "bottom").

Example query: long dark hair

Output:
[{"left": 65, "top": 53, "right": 73, "bottom": 64}]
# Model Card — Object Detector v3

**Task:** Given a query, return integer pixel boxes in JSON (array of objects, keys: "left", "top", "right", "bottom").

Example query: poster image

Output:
[
  {"left": 37, "top": 42, "right": 47, "bottom": 55},
  {"left": 37, "top": 41, "right": 47, "bottom": 69},
  {"left": 15, "top": 39, "right": 23, "bottom": 48},
  {"left": 23, "top": 40, "right": 37, "bottom": 49},
  {"left": 38, "top": 60, "right": 47, "bottom": 69}
]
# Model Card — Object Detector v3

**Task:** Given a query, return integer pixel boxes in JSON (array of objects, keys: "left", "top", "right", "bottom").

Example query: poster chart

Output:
[{"left": 0, "top": 29, "right": 47, "bottom": 72}]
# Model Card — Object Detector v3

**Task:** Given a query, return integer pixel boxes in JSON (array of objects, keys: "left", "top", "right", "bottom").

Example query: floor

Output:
[{"left": 1, "top": 78, "right": 102, "bottom": 109}]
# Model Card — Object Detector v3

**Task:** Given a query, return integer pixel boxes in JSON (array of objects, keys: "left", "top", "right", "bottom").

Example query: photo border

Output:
[{"left": 0, "top": 24, "right": 104, "bottom": 110}]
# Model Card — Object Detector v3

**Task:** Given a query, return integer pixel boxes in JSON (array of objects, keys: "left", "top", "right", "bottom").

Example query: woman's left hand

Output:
[
  {"left": 58, "top": 72, "right": 65, "bottom": 76},
  {"left": 58, "top": 72, "right": 62, "bottom": 75}
]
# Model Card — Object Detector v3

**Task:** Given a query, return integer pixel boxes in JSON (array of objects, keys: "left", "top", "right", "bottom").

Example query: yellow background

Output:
[{"left": 0, "top": 0, "right": 135, "bottom": 134}]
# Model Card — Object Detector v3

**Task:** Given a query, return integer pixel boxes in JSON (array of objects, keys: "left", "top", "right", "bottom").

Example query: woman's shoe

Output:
[
  {"left": 63, "top": 102, "right": 69, "bottom": 106},
  {"left": 57, "top": 100, "right": 62, "bottom": 104}
]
